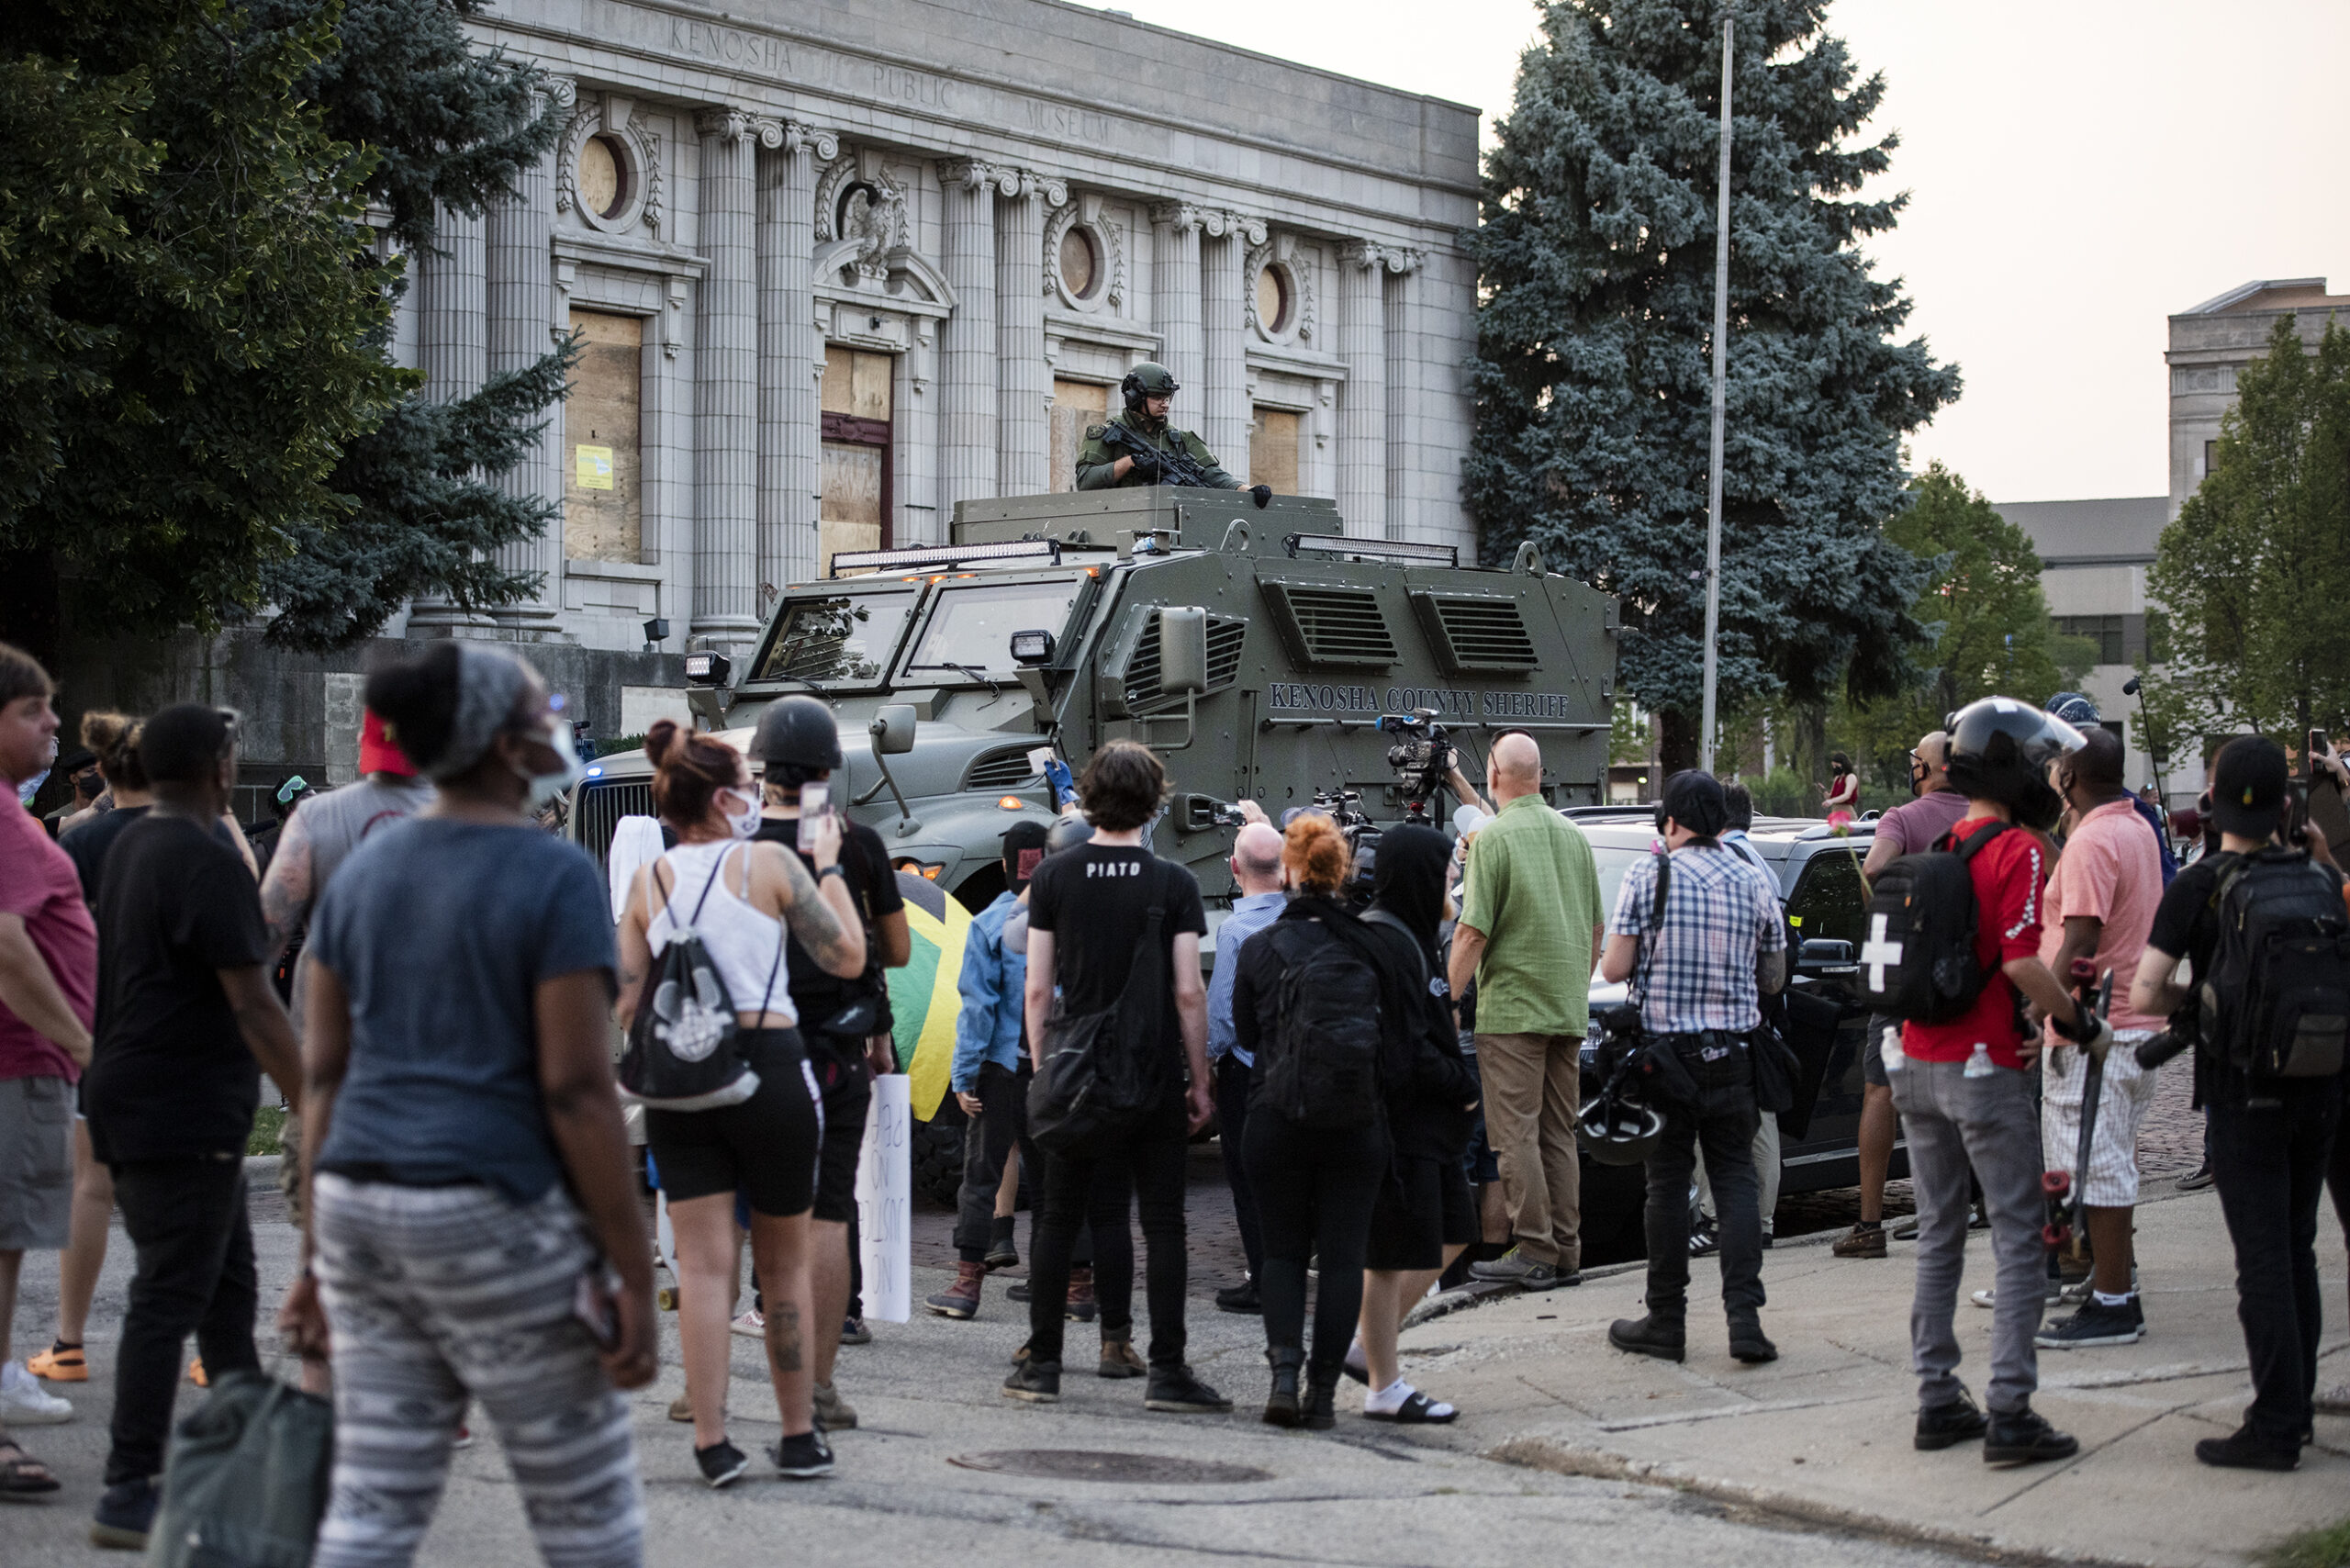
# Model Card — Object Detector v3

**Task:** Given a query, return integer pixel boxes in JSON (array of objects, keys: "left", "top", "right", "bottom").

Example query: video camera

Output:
[
  {"left": 1283, "top": 789, "right": 1382, "bottom": 907},
  {"left": 1376, "top": 709, "right": 1454, "bottom": 821}
]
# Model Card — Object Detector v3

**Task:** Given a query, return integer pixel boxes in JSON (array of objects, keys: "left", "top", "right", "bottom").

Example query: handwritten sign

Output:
[{"left": 855, "top": 1074, "right": 912, "bottom": 1323}]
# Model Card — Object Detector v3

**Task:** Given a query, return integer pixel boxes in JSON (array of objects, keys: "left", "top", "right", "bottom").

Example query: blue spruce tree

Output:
[{"left": 1466, "top": 0, "right": 1958, "bottom": 770}]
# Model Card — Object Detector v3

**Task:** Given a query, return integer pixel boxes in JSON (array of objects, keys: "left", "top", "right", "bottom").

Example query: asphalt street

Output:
[{"left": 4, "top": 1162, "right": 1977, "bottom": 1568}]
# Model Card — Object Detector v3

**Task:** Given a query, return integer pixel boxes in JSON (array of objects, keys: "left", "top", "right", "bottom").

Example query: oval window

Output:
[
  {"left": 577, "top": 135, "right": 630, "bottom": 221},
  {"left": 1058, "top": 226, "right": 1098, "bottom": 301},
  {"left": 1255, "top": 263, "right": 1291, "bottom": 335}
]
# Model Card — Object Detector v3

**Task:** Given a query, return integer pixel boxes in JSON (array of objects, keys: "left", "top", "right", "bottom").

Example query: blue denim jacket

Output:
[{"left": 950, "top": 891, "right": 1026, "bottom": 1092}]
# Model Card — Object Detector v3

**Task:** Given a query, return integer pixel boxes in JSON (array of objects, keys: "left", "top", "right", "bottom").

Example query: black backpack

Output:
[
  {"left": 620, "top": 855, "right": 781, "bottom": 1111},
  {"left": 1259, "top": 915, "right": 1386, "bottom": 1130},
  {"left": 1026, "top": 858, "right": 1175, "bottom": 1158},
  {"left": 2199, "top": 847, "right": 2350, "bottom": 1080},
  {"left": 1858, "top": 820, "right": 2010, "bottom": 1024}
]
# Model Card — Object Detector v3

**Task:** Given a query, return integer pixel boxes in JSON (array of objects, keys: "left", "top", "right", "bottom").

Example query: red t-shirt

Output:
[
  {"left": 0, "top": 802, "right": 96, "bottom": 1081},
  {"left": 1901, "top": 815, "right": 2046, "bottom": 1069}
]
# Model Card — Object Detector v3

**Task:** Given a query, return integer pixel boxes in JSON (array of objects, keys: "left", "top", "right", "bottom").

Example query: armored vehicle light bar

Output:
[
  {"left": 1282, "top": 534, "right": 1460, "bottom": 569},
  {"left": 830, "top": 539, "right": 1061, "bottom": 577}
]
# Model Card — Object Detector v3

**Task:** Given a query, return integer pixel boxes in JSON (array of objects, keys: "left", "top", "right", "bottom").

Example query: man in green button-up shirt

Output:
[{"left": 1447, "top": 732, "right": 1605, "bottom": 1287}]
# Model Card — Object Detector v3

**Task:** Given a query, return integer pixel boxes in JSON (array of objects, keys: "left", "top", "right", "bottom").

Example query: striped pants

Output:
[{"left": 311, "top": 1174, "right": 643, "bottom": 1568}]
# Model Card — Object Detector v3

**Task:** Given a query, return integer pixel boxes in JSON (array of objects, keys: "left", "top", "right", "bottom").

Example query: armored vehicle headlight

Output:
[{"left": 684, "top": 652, "right": 731, "bottom": 687}]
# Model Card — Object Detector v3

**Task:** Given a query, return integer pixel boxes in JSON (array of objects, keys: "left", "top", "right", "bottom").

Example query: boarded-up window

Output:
[
  {"left": 1050, "top": 379, "right": 1110, "bottom": 492},
  {"left": 565, "top": 310, "right": 643, "bottom": 562},
  {"left": 820, "top": 346, "right": 892, "bottom": 575},
  {"left": 1250, "top": 406, "right": 1300, "bottom": 496}
]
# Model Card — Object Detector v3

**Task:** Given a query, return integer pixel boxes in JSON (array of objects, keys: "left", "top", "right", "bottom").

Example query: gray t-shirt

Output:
[
  {"left": 278, "top": 776, "right": 434, "bottom": 1034},
  {"left": 308, "top": 818, "right": 616, "bottom": 1202}
]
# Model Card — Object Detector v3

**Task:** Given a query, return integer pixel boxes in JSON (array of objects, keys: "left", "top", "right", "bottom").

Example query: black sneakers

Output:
[
  {"left": 90, "top": 1476, "right": 158, "bottom": 1551},
  {"left": 1915, "top": 1387, "right": 1990, "bottom": 1451},
  {"left": 1002, "top": 1358, "right": 1061, "bottom": 1403},
  {"left": 1606, "top": 1315, "right": 1686, "bottom": 1362},
  {"left": 2035, "top": 1295, "right": 2144, "bottom": 1350},
  {"left": 769, "top": 1430, "right": 834, "bottom": 1479},
  {"left": 1215, "top": 1278, "right": 1263, "bottom": 1315},
  {"left": 1983, "top": 1406, "right": 2078, "bottom": 1467},
  {"left": 695, "top": 1439, "right": 749, "bottom": 1489},
  {"left": 985, "top": 1216, "right": 1019, "bottom": 1271},
  {"left": 1143, "top": 1365, "right": 1233, "bottom": 1414},
  {"left": 2194, "top": 1427, "right": 2299, "bottom": 1472}
]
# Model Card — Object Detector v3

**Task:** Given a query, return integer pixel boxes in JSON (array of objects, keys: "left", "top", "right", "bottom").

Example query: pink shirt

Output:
[
  {"left": 0, "top": 803, "right": 95, "bottom": 1081},
  {"left": 2037, "top": 797, "right": 2165, "bottom": 1036},
  {"left": 1874, "top": 787, "right": 1968, "bottom": 857}
]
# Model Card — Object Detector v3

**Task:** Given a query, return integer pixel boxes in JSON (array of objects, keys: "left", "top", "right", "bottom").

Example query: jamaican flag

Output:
[{"left": 884, "top": 870, "right": 974, "bottom": 1123}]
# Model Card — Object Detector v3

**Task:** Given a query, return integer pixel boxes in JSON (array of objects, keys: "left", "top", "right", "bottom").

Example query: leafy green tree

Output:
[
  {"left": 1834, "top": 463, "right": 2091, "bottom": 783},
  {"left": 2142, "top": 314, "right": 2350, "bottom": 754},
  {"left": 1467, "top": 0, "right": 1959, "bottom": 772}
]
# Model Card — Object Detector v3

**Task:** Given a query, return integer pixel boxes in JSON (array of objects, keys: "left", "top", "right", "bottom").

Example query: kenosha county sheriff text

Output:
[{"left": 1265, "top": 684, "right": 1583, "bottom": 721}]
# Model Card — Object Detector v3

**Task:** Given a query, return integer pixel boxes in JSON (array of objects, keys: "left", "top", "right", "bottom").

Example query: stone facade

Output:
[
  {"left": 389, "top": 0, "right": 1483, "bottom": 661},
  {"left": 2166, "top": 277, "right": 2350, "bottom": 518}
]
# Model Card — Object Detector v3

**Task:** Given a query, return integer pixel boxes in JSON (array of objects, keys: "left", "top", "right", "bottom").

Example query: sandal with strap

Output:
[
  {"left": 1365, "top": 1389, "right": 1458, "bottom": 1425},
  {"left": 0, "top": 1439, "right": 62, "bottom": 1498}
]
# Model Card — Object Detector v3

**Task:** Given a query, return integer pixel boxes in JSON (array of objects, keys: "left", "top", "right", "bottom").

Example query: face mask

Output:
[
  {"left": 719, "top": 786, "right": 761, "bottom": 841},
  {"left": 514, "top": 719, "right": 585, "bottom": 812},
  {"left": 17, "top": 768, "right": 49, "bottom": 807}
]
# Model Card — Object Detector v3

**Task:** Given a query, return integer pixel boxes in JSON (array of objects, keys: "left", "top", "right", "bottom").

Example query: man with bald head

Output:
[
  {"left": 1449, "top": 732, "right": 1606, "bottom": 1289},
  {"left": 1203, "top": 816, "right": 1290, "bottom": 1313}
]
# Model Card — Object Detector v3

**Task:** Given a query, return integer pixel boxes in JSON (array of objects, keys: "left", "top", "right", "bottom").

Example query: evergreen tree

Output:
[
  {"left": 2143, "top": 314, "right": 2350, "bottom": 750},
  {"left": 1467, "top": 0, "right": 1959, "bottom": 771}
]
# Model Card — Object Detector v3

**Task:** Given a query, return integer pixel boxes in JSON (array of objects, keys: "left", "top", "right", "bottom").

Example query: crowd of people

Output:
[{"left": 3, "top": 633, "right": 2348, "bottom": 1564}]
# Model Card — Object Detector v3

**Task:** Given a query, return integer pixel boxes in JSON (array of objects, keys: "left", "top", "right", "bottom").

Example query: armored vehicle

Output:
[{"left": 572, "top": 487, "right": 1620, "bottom": 1201}]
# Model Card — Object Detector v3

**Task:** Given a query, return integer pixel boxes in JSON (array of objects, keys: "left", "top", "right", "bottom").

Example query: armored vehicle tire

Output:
[{"left": 913, "top": 1118, "right": 966, "bottom": 1210}]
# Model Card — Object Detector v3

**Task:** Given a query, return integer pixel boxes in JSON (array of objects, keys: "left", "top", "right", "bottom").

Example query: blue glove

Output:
[{"left": 1041, "top": 756, "right": 1080, "bottom": 810}]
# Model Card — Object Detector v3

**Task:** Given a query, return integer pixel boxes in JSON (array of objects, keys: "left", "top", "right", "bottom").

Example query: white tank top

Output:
[{"left": 643, "top": 841, "right": 796, "bottom": 1025}]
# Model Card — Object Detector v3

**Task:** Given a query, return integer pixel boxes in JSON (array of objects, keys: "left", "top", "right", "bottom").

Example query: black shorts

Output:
[
  {"left": 646, "top": 1028, "right": 820, "bottom": 1218},
  {"left": 1864, "top": 1014, "right": 1894, "bottom": 1089},
  {"left": 1365, "top": 1153, "right": 1478, "bottom": 1271},
  {"left": 807, "top": 1040, "right": 872, "bottom": 1224}
]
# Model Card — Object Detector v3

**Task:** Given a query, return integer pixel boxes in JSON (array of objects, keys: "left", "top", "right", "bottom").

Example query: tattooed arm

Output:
[
  {"left": 761, "top": 841, "right": 867, "bottom": 980},
  {"left": 258, "top": 806, "right": 315, "bottom": 962}
]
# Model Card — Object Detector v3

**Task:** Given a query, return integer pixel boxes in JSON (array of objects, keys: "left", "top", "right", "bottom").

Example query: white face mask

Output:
[
  {"left": 718, "top": 785, "right": 762, "bottom": 841},
  {"left": 514, "top": 719, "right": 586, "bottom": 812}
]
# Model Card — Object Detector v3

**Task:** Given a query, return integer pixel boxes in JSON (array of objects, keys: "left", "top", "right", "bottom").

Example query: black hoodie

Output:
[{"left": 1364, "top": 825, "right": 1480, "bottom": 1158}]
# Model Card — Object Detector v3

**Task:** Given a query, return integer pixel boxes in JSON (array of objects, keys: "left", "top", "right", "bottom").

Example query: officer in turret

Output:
[{"left": 1075, "top": 362, "right": 1271, "bottom": 504}]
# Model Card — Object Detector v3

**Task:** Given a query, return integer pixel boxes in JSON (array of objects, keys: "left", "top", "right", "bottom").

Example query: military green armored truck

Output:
[{"left": 571, "top": 487, "right": 1621, "bottom": 906}]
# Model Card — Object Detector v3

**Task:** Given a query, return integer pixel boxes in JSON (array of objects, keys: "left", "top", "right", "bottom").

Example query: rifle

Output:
[{"left": 1100, "top": 420, "right": 1216, "bottom": 488}]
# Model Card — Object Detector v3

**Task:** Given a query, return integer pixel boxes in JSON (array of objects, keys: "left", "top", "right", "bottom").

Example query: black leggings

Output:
[{"left": 1242, "top": 1109, "right": 1390, "bottom": 1375}]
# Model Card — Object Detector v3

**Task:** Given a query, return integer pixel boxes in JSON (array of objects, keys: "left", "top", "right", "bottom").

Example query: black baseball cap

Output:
[
  {"left": 1656, "top": 769, "right": 1729, "bottom": 838},
  {"left": 1001, "top": 820, "right": 1050, "bottom": 889},
  {"left": 2210, "top": 734, "right": 2288, "bottom": 838}
]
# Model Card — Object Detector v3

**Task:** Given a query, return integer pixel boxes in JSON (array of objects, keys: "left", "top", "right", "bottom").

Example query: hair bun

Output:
[
  {"left": 643, "top": 718, "right": 682, "bottom": 767},
  {"left": 1283, "top": 813, "right": 1352, "bottom": 896}
]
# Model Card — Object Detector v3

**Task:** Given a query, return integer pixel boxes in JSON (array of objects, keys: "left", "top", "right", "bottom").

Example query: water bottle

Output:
[
  {"left": 1964, "top": 1041, "right": 1995, "bottom": 1079},
  {"left": 1878, "top": 1020, "right": 1905, "bottom": 1075}
]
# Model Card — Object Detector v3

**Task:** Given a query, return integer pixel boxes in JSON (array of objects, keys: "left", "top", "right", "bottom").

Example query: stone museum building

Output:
[{"left": 406, "top": 0, "right": 1482, "bottom": 662}]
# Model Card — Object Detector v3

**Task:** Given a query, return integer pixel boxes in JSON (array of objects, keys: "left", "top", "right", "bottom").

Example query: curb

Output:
[{"left": 1485, "top": 1434, "right": 2164, "bottom": 1568}]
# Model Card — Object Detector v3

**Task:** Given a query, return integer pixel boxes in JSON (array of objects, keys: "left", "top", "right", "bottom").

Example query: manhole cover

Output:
[{"left": 947, "top": 1450, "right": 1271, "bottom": 1484}]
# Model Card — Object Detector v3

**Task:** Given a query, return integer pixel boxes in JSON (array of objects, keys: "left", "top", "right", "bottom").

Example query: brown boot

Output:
[
  {"left": 1066, "top": 1265, "right": 1098, "bottom": 1323},
  {"left": 923, "top": 1260, "right": 986, "bottom": 1320},
  {"left": 1099, "top": 1336, "right": 1147, "bottom": 1379}
]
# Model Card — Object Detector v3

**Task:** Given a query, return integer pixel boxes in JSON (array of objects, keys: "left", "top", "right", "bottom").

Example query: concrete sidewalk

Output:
[{"left": 1399, "top": 1182, "right": 2348, "bottom": 1566}]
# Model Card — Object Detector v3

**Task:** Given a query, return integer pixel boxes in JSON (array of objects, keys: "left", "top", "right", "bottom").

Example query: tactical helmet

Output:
[
  {"left": 1578, "top": 1090, "right": 1665, "bottom": 1167},
  {"left": 1045, "top": 812, "right": 1095, "bottom": 857},
  {"left": 1121, "top": 361, "right": 1180, "bottom": 414},
  {"left": 1945, "top": 696, "right": 2085, "bottom": 829},
  {"left": 750, "top": 695, "right": 845, "bottom": 787}
]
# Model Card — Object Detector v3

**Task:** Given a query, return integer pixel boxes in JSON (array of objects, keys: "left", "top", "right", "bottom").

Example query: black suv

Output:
[{"left": 1560, "top": 808, "right": 1901, "bottom": 1261}]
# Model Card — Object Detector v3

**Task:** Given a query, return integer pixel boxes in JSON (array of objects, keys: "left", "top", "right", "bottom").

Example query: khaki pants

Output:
[{"left": 1475, "top": 1032, "right": 1582, "bottom": 1270}]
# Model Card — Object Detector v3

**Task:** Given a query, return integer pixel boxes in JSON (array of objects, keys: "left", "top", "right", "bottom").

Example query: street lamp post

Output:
[{"left": 1697, "top": 14, "right": 1733, "bottom": 776}]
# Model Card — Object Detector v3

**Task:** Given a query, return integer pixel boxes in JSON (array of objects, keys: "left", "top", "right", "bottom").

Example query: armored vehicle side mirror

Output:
[
  {"left": 872, "top": 704, "right": 917, "bottom": 756},
  {"left": 1159, "top": 606, "right": 1209, "bottom": 696}
]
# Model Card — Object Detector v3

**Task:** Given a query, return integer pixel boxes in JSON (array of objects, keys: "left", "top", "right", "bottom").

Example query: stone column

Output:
[
  {"left": 1335, "top": 241, "right": 1389, "bottom": 539},
  {"left": 938, "top": 160, "right": 1003, "bottom": 517},
  {"left": 757, "top": 119, "right": 834, "bottom": 597},
  {"left": 408, "top": 205, "right": 489, "bottom": 635},
  {"left": 1382, "top": 249, "right": 1421, "bottom": 543},
  {"left": 1200, "top": 210, "right": 1262, "bottom": 481},
  {"left": 1149, "top": 203, "right": 1204, "bottom": 398},
  {"left": 995, "top": 171, "right": 1064, "bottom": 498},
  {"left": 485, "top": 80, "right": 572, "bottom": 637},
  {"left": 693, "top": 107, "right": 759, "bottom": 651}
]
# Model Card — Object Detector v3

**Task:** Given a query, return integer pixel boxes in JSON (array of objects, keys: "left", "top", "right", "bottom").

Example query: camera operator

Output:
[
  {"left": 1597, "top": 770, "right": 1786, "bottom": 1366},
  {"left": 2130, "top": 736, "right": 2345, "bottom": 1470}
]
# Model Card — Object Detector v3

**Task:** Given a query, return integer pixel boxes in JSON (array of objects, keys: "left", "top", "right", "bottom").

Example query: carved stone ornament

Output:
[
  {"left": 556, "top": 95, "right": 663, "bottom": 237},
  {"left": 750, "top": 118, "right": 838, "bottom": 160},
  {"left": 1245, "top": 232, "right": 1318, "bottom": 345},
  {"left": 692, "top": 106, "right": 753, "bottom": 142},
  {"left": 814, "top": 151, "right": 911, "bottom": 285},
  {"left": 1203, "top": 210, "right": 1267, "bottom": 245},
  {"left": 1340, "top": 239, "right": 1422, "bottom": 275},
  {"left": 1042, "top": 194, "right": 1125, "bottom": 312},
  {"left": 935, "top": 159, "right": 1028, "bottom": 198}
]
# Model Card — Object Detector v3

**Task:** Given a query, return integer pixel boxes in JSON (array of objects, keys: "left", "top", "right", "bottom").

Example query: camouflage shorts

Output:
[{"left": 277, "top": 1110, "right": 304, "bottom": 1228}]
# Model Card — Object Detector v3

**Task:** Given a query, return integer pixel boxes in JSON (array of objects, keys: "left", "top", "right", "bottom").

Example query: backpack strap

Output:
[
  {"left": 1938, "top": 819, "right": 2011, "bottom": 862},
  {"left": 1631, "top": 846, "right": 1670, "bottom": 1012}
]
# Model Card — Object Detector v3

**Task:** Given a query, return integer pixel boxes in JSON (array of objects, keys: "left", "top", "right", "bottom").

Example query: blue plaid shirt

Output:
[{"left": 1608, "top": 844, "right": 1785, "bottom": 1035}]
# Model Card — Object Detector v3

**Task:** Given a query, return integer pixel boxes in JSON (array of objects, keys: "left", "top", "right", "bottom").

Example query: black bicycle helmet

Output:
[
  {"left": 1578, "top": 1091, "right": 1665, "bottom": 1168},
  {"left": 750, "top": 695, "right": 845, "bottom": 787},
  {"left": 1944, "top": 696, "right": 2084, "bottom": 829},
  {"left": 1044, "top": 812, "right": 1095, "bottom": 857}
]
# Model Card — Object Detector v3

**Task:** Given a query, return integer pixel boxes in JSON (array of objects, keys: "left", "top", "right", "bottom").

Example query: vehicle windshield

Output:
[
  {"left": 755, "top": 592, "right": 914, "bottom": 688},
  {"left": 1587, "top": 843, "right": 1653, "bottom": 917},
  {"left": 901, "top": 578, "right": 1085, "bottom": 679}
]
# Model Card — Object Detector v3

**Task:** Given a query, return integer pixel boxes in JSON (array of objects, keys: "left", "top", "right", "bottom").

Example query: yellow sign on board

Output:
[{"left": 575, "top": 444, "right": 615, "bottom": 490}]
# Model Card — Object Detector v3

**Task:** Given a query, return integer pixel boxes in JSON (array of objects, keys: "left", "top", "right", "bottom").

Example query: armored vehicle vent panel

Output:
[
  {"left": 1259, "top": 582, "right": 1399, "bottom": 669},
  {"left": 1411, "top": 591, "right": 1541, "bottom": 674},
  {"left": 1123, "top": 610, "right": 1248, "bottom": 713},
  {"left": 577, "top": 778, "right": 655, "bottom": 870},
  {"left": 963, "top": 747, "right": 1044, "bottom": 791}
]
